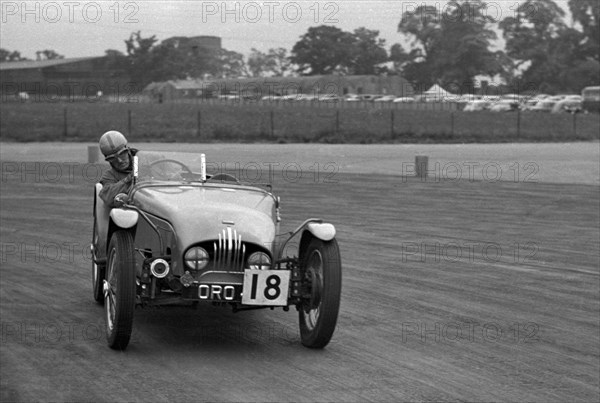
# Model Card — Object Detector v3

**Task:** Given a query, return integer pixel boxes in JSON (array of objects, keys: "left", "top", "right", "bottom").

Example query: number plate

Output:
[{"left": 242, "top": 270, "right": 290, "bottom": 306}]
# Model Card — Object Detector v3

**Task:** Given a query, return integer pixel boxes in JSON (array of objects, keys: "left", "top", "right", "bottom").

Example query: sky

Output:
[{"left": 0, "top": 0, "right": 572, "bottom": 60}]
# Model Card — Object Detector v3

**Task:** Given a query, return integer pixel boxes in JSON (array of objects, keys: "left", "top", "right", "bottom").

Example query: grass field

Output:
[{"left": 1, "top": 101, "right": 598, "bottom": 143}]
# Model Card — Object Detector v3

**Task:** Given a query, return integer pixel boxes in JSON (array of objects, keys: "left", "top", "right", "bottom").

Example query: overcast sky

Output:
[{"left": 1, "top": 0, "right": 571, "bottom": 59}]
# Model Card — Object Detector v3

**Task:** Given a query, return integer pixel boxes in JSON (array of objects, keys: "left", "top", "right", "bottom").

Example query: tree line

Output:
[{"left": 1, "top": 0, "right": 597, "bottom": 94}]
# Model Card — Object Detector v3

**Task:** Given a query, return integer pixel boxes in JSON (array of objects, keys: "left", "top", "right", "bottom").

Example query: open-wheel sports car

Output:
[{"left": 91, "top": 151, "right": 342, "bottom": 350}]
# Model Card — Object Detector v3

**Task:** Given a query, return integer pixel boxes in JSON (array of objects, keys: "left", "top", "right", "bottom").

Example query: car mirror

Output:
[{"left": 114, "top": 193, "right": 129, "bottom": 207}]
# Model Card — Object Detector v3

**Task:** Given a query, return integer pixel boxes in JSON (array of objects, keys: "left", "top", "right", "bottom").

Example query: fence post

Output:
[{"left": 63, "top": 107, "right": 67, "bottom": 138}]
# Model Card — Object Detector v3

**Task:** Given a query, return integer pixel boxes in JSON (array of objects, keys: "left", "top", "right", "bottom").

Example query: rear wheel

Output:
[
  {"left": 104, "top": 230, "right": 136, "bottom": 350},
  {"left": 298, "top": 237, "right": 342, "bottom": 348}
]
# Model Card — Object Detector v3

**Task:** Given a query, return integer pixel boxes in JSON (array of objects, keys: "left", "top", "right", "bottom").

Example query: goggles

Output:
[{"left": 105, "top": 146, "right": 129, "bottom": 162}]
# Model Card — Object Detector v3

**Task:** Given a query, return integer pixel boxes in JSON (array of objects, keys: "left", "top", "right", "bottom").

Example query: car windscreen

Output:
[{"left": 135, "top": 151, "right": 207, "bottom": 183}]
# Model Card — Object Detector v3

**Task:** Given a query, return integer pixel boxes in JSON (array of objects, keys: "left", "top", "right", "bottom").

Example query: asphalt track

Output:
[{"left": 1, "top": 142, "right": 599, "bottom": 402}]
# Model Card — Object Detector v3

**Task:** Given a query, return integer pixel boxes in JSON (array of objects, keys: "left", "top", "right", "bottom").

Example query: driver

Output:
[{"left": 98, "top": 130, "right": 138, "bottom": 207}]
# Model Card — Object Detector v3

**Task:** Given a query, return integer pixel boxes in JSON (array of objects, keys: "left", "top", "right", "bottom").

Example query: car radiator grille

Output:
[{"left": 213, "top": 227, "right": 245, "bottom": 271}]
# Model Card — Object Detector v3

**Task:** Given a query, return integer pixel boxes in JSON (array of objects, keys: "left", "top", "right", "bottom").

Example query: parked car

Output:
[
  {"left": 392, "top": 97, "right": 415, "bottom": 103},
  {"left": 501, "top": 93, "right": 527, "bottom": 103},
  {"left": 218, "top": 94, "right": 240, "bottom": 101},
  {"left": 483, "top": 95, "right": 501, "bottom": 102},
  {"left": 528, "top": 100, "right": 558, "bottom": 112},
  {"left": 456, "top": 94, "right": 480, "bottom": 104},
  {"left": 91, "top": 151, "right": 342, "bottom": 350},
  {"left": 489, "top": 99, "right": 519, "bottom": 112},
  {"left": 281, "top": 94, "right": 300, "bottom": 101},
  {"left": 344, "top": 94, "right": 361, "bottom": 102},
  {"left": 373, "top": 95, "right": 397, "bottom": 102},
  {"left": 296, "top": 94, "right": 319, "bottom": 102},
  {"left": 317, "top": 94, "right": 340, "bottom": 102},
  {"left": 552, "top": 99, "right": 583, "bottom": 113},
  {"left": 463, "top": 100, "right": 491, "bottom": 112},
  {"left": 360, "top": 94, "right": 384, "bottom": 102},
  {"left": 261, "top": 95, "right": 282, "bottom": 101}
]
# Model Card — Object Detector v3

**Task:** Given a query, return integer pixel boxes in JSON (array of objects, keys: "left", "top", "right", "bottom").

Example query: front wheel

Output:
[
  {"left": 104, "top": 230, "right": 136, "bottom": 350},
  {"left": 92, "top": 224, "right": 105, "bottom": 304},
  {"left": 298, "top": 237, "right": 342, "bottom": 348},
  {"left": 92, "top": 258, "right": 105, "bottom": 304}
]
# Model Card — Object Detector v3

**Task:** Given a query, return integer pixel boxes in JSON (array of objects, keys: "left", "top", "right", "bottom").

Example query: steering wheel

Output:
[
  {"left": 207, "top": 173, "right": 241, "bottom": 184},
  {"left": 149, "top": 159, "right": 192, "bottom": 180}
]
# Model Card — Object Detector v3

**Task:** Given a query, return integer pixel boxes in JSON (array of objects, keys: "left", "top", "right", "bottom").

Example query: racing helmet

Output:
[{"left": 99, "top": 130, "right": 128, "bottom": 159}]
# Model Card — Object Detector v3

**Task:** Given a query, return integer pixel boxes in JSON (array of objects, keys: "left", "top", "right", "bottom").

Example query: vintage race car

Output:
[{"left": 91, "top": 151, "right": 341, "bottom": 350}]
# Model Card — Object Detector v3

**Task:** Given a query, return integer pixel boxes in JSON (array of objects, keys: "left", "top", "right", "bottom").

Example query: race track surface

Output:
[{"left": 1, "top": 144, "right": 599, "bottom": 402}]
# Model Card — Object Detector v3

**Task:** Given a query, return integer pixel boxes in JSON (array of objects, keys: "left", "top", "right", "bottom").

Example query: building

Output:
[
  {"left": 144, "top": 75, "right": 415, "bottom": 102},
  {"left": 0, "top": 56, "right": 131, "bottom": 101}
]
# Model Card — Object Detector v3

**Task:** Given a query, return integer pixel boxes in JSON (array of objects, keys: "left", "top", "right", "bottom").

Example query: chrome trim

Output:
[{"left": 213, "top": 228, "right": 245, "bottom": 271}]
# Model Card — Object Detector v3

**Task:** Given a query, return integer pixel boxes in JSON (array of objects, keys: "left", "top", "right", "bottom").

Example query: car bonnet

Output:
[{"left": 132, "top": 184, "right": 276, "bottom": 250}]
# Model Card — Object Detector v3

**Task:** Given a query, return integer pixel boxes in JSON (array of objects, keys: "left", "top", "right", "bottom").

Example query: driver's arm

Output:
[{"left": 99, "top": 170, "right": 133, "bottom": 207}]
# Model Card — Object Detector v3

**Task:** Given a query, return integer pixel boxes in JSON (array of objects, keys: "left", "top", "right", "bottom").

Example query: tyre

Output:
[
  {"left": 92, "top": 259, "right": 105, "bottom": 304},
  {"left": 104, "top": 230, "right": 136, "bottom": 350},
  {"left": 92, "top": 226, "right": 105, "bottom": 304},
  {"left": 298, "top": 237, "right": 342, "bottom": 348}
]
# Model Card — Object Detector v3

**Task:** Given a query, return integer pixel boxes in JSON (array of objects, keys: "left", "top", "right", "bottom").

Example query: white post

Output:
[{"left": 200, "top": 153, "right": 206, "bottom": 181}]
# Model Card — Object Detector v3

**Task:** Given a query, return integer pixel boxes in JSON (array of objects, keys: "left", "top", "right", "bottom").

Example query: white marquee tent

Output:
[{"left": 422, "top": 84, "right": 458, "bottom": 102}]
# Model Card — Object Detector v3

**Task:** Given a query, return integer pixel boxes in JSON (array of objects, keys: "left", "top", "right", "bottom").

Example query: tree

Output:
[
  {"left": 290, "top": 25, "right": 354, "bottom": 75},
  {"left": 247, "top": 47, "right": 293, "bottom": 77},
  {"left": 153, "top": 36, "right": 221, "bottom": 80},
  {"left": 265, "top": 48, "right": 292, "bottom": 76},
  {"left": 568, "top": 0, "right": 599, "bottom": 62},
  {"left": 389, "top": 43, "right": 411, "bottom": 73},
  {"left": 499, "top": 0, "right": 598, "bottom": 92},
  {"left": 216, "top": 49, "right": 248, "bottom": 78},
  {"left": 124, "top": 31, "right": 159, "bottom": 86},
  {"left": 398, "top": 0, "right": 502, "bottom": 90},
  {"left": 347, "top": 28, "right": 388, "bottom": 75},
  {"left": 247, "top": 48, "right": 269, "bottom": 77},
  {"left": 35, "top": 49, "right": 64, "bottom": 61},
  {"left": 0, "top": 48, "right": 29, "bottom": 62}
]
